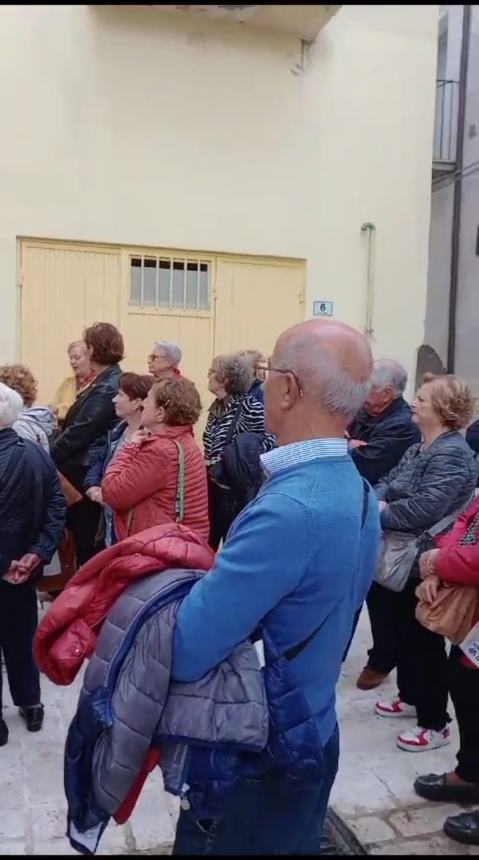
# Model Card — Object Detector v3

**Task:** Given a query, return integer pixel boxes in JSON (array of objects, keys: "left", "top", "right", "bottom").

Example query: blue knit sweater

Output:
[{"left": 173, "top": 453, "right": 380, "bottom": 746}]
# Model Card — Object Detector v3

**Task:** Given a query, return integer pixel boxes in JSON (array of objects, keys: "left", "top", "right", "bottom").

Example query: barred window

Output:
[{"left": 129, "top": 257, "right": 210, "bottom": 311}]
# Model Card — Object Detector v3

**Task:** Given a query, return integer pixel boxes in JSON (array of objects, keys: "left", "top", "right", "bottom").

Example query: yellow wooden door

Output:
[
  {"left": 19, "top": 239, "right": 121, "bottom": 406},
  {"left": 213, "top": 257, "right": 305, "bottom": 362}
]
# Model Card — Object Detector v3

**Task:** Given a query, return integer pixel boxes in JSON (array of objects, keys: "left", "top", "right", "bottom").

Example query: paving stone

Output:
[
  {"left": 0, "top": 809, "right": 27, "bottom": 842},
  {"left": 30, "top": 804, "right": 68, "bottom": 843},
  {"left": 0, "top": 764, "right": 26, "bottom": 810},
  {"left": 0, "top": 841, "right": 26, "bottom": 856},
  {"left": 348, "top": 816, "right": 396, "bottom": 844},
  {"left": 34, "top": 838, "right": 78, "bottom": 855},
  {"left": 389, "top": 804, "right": 466, "bottom": 838},
  {"left": 130, "top": 797, "right": 176, "bottom": 852},
  {"left": 96, "top": 821, "right": 131, "bottom": 855},
  {"left": 370, "top": 834, "right": 478, "bottom": 855}
]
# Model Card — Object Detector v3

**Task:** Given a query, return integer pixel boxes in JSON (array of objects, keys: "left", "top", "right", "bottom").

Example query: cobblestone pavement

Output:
[{"left": 1, "top": 606, "right": 479, "bottom": 855}]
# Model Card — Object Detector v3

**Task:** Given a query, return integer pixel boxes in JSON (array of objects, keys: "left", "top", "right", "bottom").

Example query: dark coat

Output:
[
  {"left": 376, "top": 430, "right": 476, "bottom": 534},
  {"left": 51, "top": 365, "right": 121, "bottom": 481},
  {"left": 0, "top": 429, "right": 66, "bottom": 578},
  {"left": 349, "top": 397, "right": 421, "bottom": 487},
  {"left": 466, "top": 419, "right": 479, "bottom": 455},
  {"left": 83, "top": 420, "right": 126, "bottom": 491},
  {"left": 248, "top": 378, "right": 264, "bottom": 405}
]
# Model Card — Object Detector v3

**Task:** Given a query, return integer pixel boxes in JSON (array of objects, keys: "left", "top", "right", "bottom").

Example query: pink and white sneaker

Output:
[
  {"left": 375, "top": 696, "right": 416, "bottom": 718},
  {"left": 396, "top": 726, "right": 450, "bottom": 752}
]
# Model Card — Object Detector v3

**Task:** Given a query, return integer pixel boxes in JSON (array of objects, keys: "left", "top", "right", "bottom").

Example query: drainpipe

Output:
[
  {"left": 447, "top": 3, "right": 471, "bottom": 372},
  {"left": 361, "top": 222, "right": 376, "bottom": 339}
]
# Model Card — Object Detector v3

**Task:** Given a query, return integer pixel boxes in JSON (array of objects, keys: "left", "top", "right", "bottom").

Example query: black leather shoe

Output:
[
  {"left": 444, "top": 811, "right": 479, "bottom": 846},
  {"left": 19, "top": 704, "right": 44, "bottom": 732},
  {"left": 0, "top": 717, "right": 8, "bottom": 747},
  {"left": 415, "top": 772, "right": 479, "bottom": 803}
]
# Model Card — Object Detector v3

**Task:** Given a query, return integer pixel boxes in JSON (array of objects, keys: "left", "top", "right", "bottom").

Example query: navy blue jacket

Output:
[
  {"left": 0, "top": 429, "right": 66, "bottom": 578},
  {"left": 248, "top": 379, "right": 264, "bottom": 405},
  {"left": 83, "top": 420, "right": 125, "bottom": 491},
  {"left": 466, "top": 419, "right": 479, "bottom": 486},
  {"left": 348, "top": 396, "right": 420, "bottom": 487}
]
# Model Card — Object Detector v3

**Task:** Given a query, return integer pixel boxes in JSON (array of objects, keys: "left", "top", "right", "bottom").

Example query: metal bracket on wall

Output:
[{"left": 290, "top": 39, "right": 313, "bottom": 76}]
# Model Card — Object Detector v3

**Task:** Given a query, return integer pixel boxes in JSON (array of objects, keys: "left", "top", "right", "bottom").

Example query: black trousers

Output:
[
  {"left": 366, "top": 581, "right": 401, "bottom": 675},
  {"left": 342, "top": 581, "right": 400, "bottom": 667},
  {"left": 207, "top": 480, "right": 236, "bottom": 552},
  {"left": 449, "top": 646, "right": 479, "bottom": 784},
  {"left": 63, "top": 465, "right": 103, "bottom": 566},
  {"left": 396, "top": 578, "right": 450, "bottom": 730},
  {"left": 0, "top": 582, "right": 40, "bottom": 713}
]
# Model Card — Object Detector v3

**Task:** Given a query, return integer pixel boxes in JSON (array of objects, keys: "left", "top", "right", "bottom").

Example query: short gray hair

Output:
[
  {"left": 154, "top": 340, "right": 182, "bottom": 366},
  {"left": 213, "top": 354, "right": 253, "bottom": 395},
  {"left": 278, "top": 337, "right": 371, "bottom": 422},
  {"left": 370, "top": 359, "right": 407, "bottom": 397},
  {"left": 0, "top": 382, "right": 23, "bottom": 428}
]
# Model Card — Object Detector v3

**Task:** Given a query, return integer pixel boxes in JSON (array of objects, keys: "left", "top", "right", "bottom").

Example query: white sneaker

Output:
[
  {"left": 375, "top": 696, "right": 416, "bottom": 718},
  {"left": 396, "top": 726, "right": 450, "bottom": 752}
]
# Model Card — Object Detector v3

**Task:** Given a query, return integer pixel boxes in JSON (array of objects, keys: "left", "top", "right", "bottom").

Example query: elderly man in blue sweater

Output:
[{"left": 172, "top": 319, "right": 380, "bottom": 855}]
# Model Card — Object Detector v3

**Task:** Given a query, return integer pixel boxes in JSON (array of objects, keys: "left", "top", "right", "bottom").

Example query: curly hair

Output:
[
  {"left": 119, "top": 372, "right": 153, "bottom": 402},
  {"left": 421, "top": 373, "right": 473, "bottom": 430},
  {"left": 84, "top": 322, "right": 124, "bottom": 366},
  {"left": 153, "top": 378, "right": 202, "bottom": 426},
  {"left": 212, "top": 354, "right": 253, "bottom": 395},
  {"left": 0, "top": 364, "right": 38, "bottom": 408}
]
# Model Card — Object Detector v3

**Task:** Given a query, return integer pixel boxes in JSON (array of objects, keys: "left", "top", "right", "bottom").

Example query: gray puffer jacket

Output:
[
  {"left": 376, "top": 430, "right": 476, "bottom": 534},
  {"left": 65, "top": 568, "right": 268, "bottom": 854}
]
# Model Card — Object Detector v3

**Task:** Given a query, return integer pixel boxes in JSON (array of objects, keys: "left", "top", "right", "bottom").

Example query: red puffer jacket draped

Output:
[
  {"left": 101, "top": 424, "right": 209, "bottom": 543},
  {"left": 33, "top": 523, "right": 215, "bottom": 685},
  {"left": 435, "top": 495, "right": 479, "bottom": 669}
]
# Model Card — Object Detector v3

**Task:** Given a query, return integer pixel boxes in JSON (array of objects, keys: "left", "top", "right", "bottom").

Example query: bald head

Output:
[{"left": 264, "top": 319, "right": 372, "bottom": 443}]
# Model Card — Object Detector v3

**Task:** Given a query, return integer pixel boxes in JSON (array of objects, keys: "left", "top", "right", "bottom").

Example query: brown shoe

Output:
[{"left": 356, "top": 667, "right": 388, "bottom": 691}]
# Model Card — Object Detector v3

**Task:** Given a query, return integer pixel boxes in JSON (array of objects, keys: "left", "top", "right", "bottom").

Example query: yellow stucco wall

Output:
[{"left": 0, "top": 4, "right": 438, "bottom": 388}]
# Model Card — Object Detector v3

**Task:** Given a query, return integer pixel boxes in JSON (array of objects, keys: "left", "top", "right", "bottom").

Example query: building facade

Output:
[
  {"left": 0, "top": 4, "right": 438, "bottom": 410},
  {"left": 425, "top": 4, "right": 479, "bottom": 402}
]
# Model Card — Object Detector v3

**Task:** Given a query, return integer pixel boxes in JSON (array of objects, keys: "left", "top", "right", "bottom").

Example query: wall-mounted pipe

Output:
[
  {"left": 361, "top": 222, "right": 376, "bottom": 339},
  {"left": 447, "top": 4, "right": 471, "bottom": 372}
]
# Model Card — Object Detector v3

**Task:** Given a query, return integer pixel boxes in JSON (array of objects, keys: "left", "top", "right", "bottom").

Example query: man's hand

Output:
[
  {"left": 348, "top": 439, "right": 367, "bottom": 450},
  {"left": 86, "top": 486, "right": 103, "bottom": 505},
  {"left": 419, "top": 549, "right": 439, "bottom": 580},
  {"left": 416, "top": 574, "right": 441, "bottom": 604},
  {"left": 378, "top": 500, "right": 387, "bottom": 513}
]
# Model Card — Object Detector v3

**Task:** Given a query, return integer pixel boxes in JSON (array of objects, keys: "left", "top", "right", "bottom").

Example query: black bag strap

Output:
[{"left": 283, "top": 479, "right": 370, "bottom": 662}]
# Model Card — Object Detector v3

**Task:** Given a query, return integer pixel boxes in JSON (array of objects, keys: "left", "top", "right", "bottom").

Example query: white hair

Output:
[
  {"left": 154, "top": 340, "right": 182, "bottom": 366},
  {"left": 370, "top": 359, "right": 407, "bottom": 397},
  {"left": 278, "top": 336, "right": 372, "bottom": 422},
  {"left": 0, "top": 382, "right": 23, "bottom": 428}
]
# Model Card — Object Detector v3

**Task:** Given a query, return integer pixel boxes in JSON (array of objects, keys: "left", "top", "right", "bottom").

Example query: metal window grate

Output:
[{"left": 129, "top": 256, "right": 210, "bottom": 311}]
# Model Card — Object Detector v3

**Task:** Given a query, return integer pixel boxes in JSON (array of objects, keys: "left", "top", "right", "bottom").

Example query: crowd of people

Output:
[{"left": 0, "top": 317, "right": 479, "bottom": 852}]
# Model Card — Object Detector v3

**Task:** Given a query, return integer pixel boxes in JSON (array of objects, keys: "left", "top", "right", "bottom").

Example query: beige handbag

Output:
[{"left": 415, "top": 582, "right": 478, "bottom": 644}]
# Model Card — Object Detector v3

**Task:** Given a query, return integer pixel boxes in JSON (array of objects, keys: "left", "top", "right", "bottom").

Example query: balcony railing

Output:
[{"left": 433, "top": 79, "right": 459, "bottom": 170}]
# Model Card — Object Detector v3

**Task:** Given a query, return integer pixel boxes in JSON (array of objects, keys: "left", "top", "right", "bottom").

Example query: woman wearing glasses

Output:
[{"left": 204, "top": 353, "right": 274, "bottom": 550}]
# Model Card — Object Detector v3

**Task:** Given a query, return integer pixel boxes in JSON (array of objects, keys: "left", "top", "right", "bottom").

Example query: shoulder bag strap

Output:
[
  {"left": 174, "top": 440, "right": 185, "bottom": 523},
  {"left": 283, "top": 480, "right": 370, "bottom": 662},
  {"left": 426, "top": 496, "right": 475, "bottom": 539},
  {"left": 125, "top": 440, "right": 186, "bottom": 533}
]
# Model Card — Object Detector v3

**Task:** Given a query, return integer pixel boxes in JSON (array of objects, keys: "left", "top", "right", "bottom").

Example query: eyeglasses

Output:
[
  {"left": 148, "top": 354, "right": 167, "bottom": 362},
  {"left": 267, "top": 363, "right": 303, "bottom": 397}
]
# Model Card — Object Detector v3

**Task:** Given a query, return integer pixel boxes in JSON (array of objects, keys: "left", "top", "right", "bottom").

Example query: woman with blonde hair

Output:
[
  {"left": 55, "top": 340, "right": 95, "bottom": 425},
  {"left": 373, "top": 374, "right": 476, "bottom": 752}
]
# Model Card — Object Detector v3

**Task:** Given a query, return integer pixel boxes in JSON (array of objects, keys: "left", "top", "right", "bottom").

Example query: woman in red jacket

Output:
[
  {"left": 414, "top": 495, "right": 479, "bottom": 846},
  {"left": 101, "top": 378, "right": 209, "bottom": 542}
]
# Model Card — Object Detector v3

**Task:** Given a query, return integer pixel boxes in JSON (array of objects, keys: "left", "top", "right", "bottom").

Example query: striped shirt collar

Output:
[{"left": 261, "top": 438, "right": 348, "bottom": 476}]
